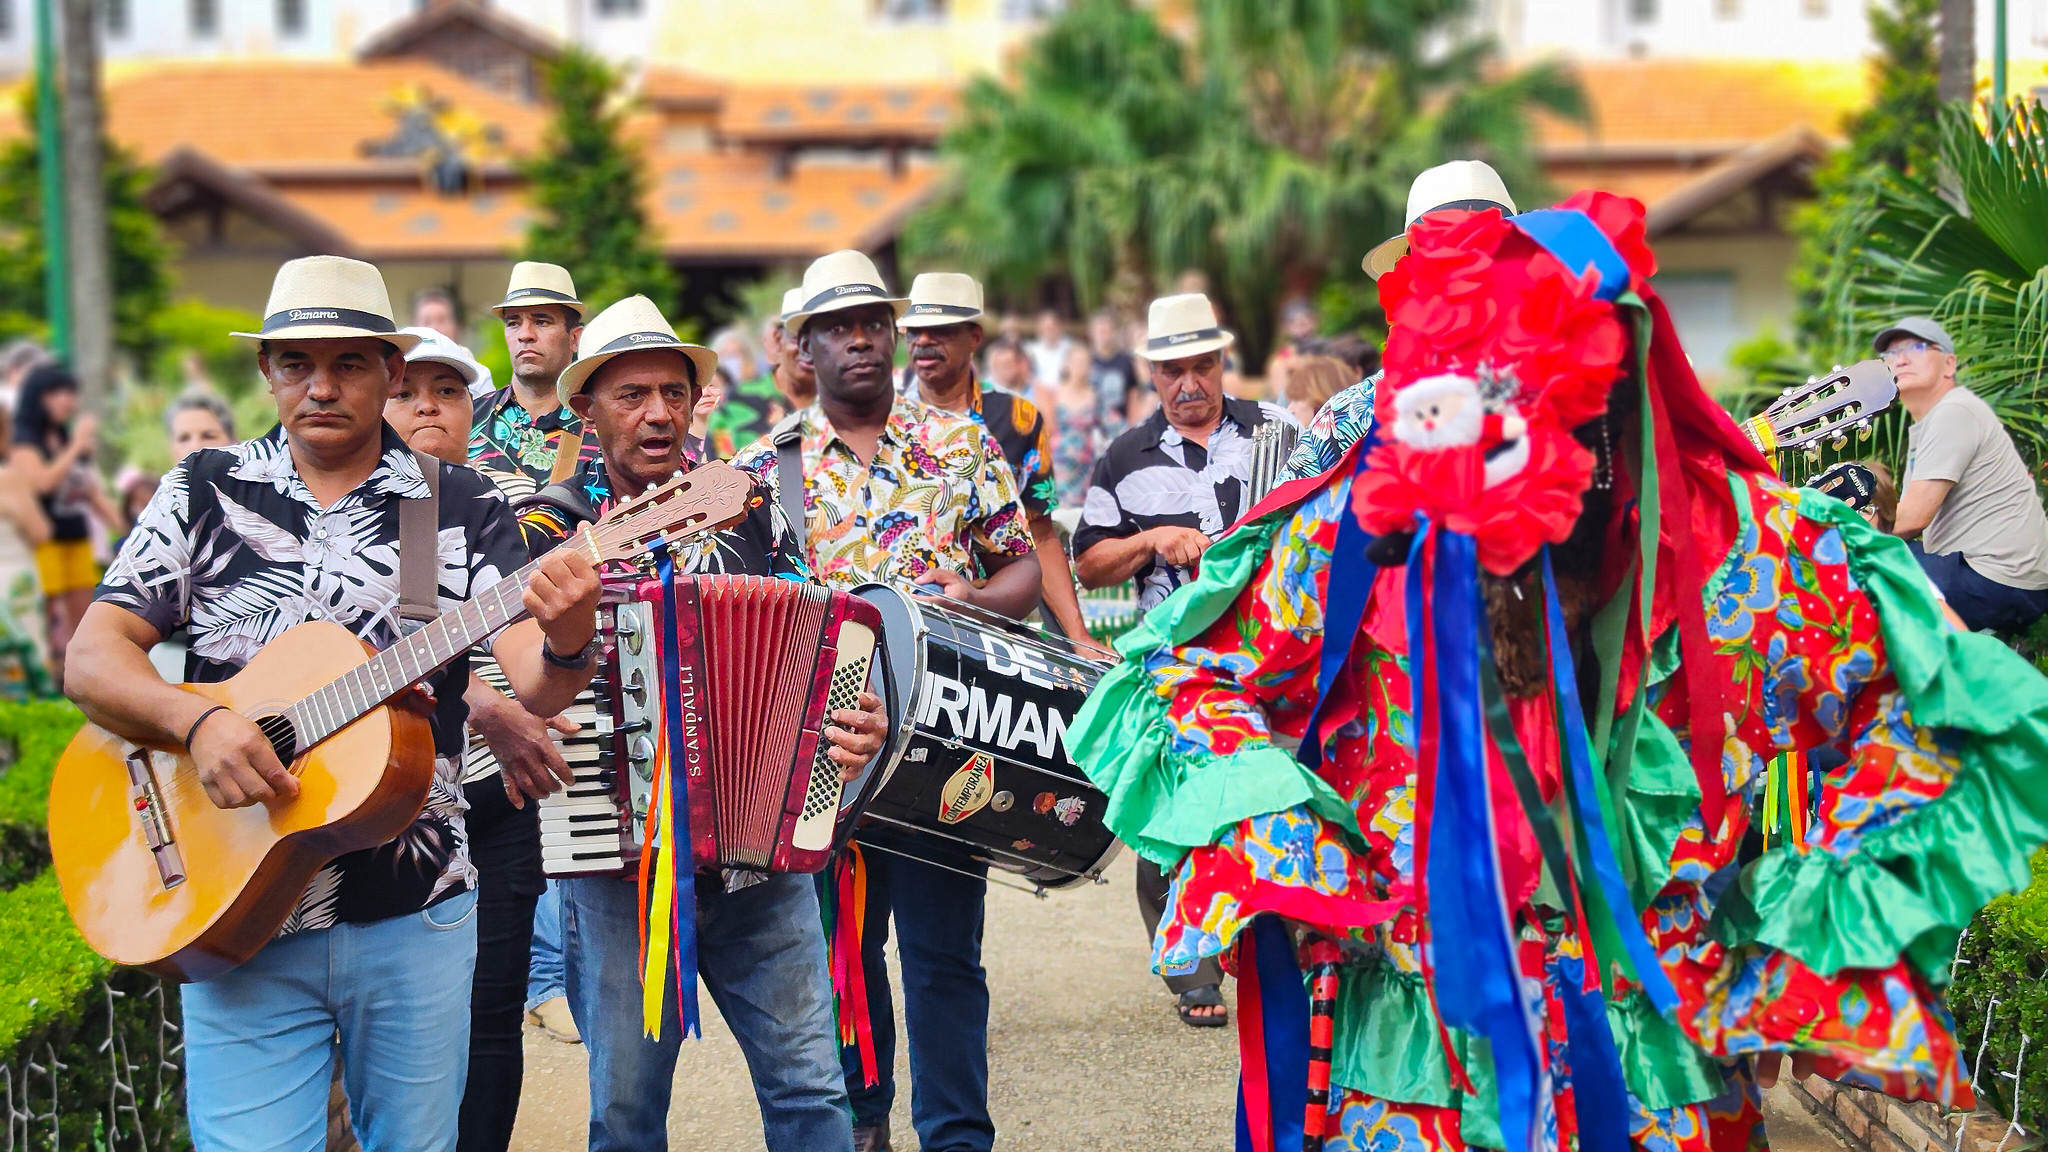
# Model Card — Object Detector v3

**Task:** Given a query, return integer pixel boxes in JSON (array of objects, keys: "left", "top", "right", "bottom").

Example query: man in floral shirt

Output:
[
  {"left": 733, "top": 249, "right": 1037, "bottom": 1152},
  {"left": 468, "top": 261, "right": 589, "bottom": 503}
]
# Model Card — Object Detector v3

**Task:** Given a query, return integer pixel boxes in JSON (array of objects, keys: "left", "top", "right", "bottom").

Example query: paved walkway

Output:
[{"left": 508, "top": 855, "right": 1845, "bottom": 1150}]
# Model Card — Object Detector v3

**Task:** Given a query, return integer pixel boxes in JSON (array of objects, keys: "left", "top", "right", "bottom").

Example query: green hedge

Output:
[
  {"left": 1949, "top": 852, "right": 2048, "bottom": 1119},
  {"left": 0, "top": 698, "right": 188, "bottom": 1150}
]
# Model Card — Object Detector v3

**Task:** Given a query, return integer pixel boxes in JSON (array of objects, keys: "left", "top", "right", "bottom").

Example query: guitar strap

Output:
[
  {"left": 398, "top": 448, "right": 442, "bottom": 635},
  {"left": 770, "top": 413, "right": 809, "bottom": 557}
]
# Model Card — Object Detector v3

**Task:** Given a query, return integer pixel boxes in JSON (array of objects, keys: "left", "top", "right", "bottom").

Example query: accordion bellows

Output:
[{"left": 530, "top": 575, "right": 883, "bottom": 877}]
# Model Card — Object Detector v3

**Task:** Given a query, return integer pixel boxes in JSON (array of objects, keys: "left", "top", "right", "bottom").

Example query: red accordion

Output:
[{"left": 537, "top": 574, "right": 885, "bottom": 877}]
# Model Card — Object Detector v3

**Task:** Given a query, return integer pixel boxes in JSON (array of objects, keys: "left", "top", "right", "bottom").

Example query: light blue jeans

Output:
[
  {"left": 181, "top": 888, "right": 480, "bottom": 1152},
  {"left": 525, "top": 880, "right": 565, "bottom": 1011},
  {"left": 560, "top": 872, "right": 853, "bottom": 1152}
]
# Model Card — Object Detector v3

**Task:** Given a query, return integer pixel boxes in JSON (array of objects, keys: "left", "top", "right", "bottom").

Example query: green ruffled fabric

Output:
[
  {"left": 1713, "top": 489, "right": 2048, "bottom": 986},
  {"left": 1066, "top": 500, "right": 1364, "bottom": 867},
  {"left": 1329, "top": 956, "right": 1725, "bottom": 1146}
]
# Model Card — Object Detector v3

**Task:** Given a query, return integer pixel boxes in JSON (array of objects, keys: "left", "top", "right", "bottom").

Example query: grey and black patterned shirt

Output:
[
  {"left": 95, "top": 424, "right": 530, "bottom": 934},
  {"left": 1072, "top": 396, "right": 1296, "bottom": 611}
]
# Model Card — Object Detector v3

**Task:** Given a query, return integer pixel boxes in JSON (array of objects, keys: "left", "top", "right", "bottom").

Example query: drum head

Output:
[{"left": 847, "top": 583, "right": 924, "bottom": 820}]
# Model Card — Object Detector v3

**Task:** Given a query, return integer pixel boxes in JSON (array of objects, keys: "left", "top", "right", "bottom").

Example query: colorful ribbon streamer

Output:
[
  {"left": 641, "top": 549, "right": 702, "bottom": 1042},
  {"left": 1411, "top": 524, "right": 1541, "bottom": 1152},
  {"left": 1234, "top": 914, "right": 1311, "bottom": 1152},
  {"left": 827, "top": 844, "right": 879, "bottom": 1085}
]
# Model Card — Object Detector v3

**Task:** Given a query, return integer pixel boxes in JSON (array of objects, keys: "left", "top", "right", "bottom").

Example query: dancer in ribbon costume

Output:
[{"left": 1068, "top": 191, "right": 2048, "bottom": 1151}]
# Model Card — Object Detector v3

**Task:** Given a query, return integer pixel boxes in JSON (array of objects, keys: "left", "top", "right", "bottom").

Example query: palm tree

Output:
[
  {"left": 1177, "top": 0, "right": 1586, "bottom": 360},
  {"left": 906, "top": 0, "right": 1584, "bottom": 361},
  {"left": 901, "top": 0, "right": 1199, "bottom": 317},
  {"left": 1809, "top": 101, "right": 2048, "bottom": 473}
]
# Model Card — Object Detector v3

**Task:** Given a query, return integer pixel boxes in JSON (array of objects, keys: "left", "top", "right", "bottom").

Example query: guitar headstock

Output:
[
  {"left": 586, "top": 462, "right": 754, "bottom": 565},
  {"left": 1749, "top": 359, "right": 1898, "bottom": 455}
]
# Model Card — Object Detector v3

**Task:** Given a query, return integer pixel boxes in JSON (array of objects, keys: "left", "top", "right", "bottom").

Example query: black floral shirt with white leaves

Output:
[{"left": 95, "top": 424, "right": 531, "bottom": 934}]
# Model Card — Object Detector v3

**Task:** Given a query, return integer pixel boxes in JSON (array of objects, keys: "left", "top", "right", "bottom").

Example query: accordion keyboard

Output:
[{"left": 538, "top": 601, "right": 661, "bottom": 877}]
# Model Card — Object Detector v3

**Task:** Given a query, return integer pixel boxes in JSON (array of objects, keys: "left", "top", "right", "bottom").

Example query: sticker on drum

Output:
[{"left": 937, "top": 752, "right": 995, "bottom": 825}]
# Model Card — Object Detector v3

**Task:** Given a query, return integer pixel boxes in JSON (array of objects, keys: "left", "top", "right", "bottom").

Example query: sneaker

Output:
[
  {"left": 524, "top": 996, "right": 581, "bottom": 1044},
  {"left": 852, "top": 1122, "right": 890, "bottom": 1152}
]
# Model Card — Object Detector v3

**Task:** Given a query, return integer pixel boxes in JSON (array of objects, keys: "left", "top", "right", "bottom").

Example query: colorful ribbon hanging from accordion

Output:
[{"left": 640, "top": 548, "right": 702, "bottom": 1042}]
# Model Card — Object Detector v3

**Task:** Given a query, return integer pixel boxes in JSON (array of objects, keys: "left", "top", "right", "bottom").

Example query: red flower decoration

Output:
[{"left": 1556, "top": 190, "right": 1657, "bottom": 284}]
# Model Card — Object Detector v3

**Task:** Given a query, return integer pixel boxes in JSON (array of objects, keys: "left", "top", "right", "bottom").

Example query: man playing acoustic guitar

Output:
[{"left": 64, "top": 256, "right": 604, "bottom": 1152}]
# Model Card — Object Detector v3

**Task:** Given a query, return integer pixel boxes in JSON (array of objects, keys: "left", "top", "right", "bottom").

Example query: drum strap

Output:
[
  {"left": 770, "top": 413, "right": 809, "bottom": 556},
  {"left": 398, "top": 448, "right": 441, "bottom": 634}
]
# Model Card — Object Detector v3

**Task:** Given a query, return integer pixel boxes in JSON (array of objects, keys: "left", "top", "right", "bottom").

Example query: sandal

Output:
[{"left": 1176, "top": 983, "right": 1228, "bottom": 1028}]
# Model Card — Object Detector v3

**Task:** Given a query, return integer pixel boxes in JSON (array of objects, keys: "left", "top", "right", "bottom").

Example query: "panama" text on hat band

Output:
[
  {"left": 1147, "top": 327, "right": 1225, "bottom": 352},
  {"left": 908, "top": 303, "right": 981, "bottom": 318},
  {"left": 261, "top": 307, "right": 398, "bottom": 335},
  {"left": 802, "top": 283, "right": 889, "bottom": 312},
  {"left": 594, "top": 331, "right": 682, "bottom": 355}
]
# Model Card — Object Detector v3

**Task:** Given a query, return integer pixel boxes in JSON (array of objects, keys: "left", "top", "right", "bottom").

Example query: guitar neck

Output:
[{"left": 284, "top": 532, "right": 593, "bottom": 750}]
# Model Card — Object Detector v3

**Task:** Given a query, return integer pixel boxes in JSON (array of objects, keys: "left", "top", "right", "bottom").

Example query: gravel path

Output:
[{"left": 507, "top": 854, "right": 1841, "bottom": 1150}]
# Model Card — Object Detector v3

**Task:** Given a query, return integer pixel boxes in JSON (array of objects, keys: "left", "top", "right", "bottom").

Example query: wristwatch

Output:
[{"left": 542, "top": 635, "right": 597, "bottom": 670}]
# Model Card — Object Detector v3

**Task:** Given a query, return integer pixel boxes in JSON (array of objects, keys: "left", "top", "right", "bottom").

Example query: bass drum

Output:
[{"left": 853, "top": 584, "right": 1121, "bottom": 891}]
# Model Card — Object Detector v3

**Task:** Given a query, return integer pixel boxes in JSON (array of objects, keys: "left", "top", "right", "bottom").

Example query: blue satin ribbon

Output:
[
  {"left": 1299, "top": 427, "right": 1384, "bottom": 773},
  {"left": 1413, "top": 524, "right": 1540, "bottom": 1152},
  {"left": 1512, "top": 209, "right": 1631, "bottom": 302},
  {"left": 1234, "top": 914, "right": 1311, "bottom": 1152},
  {"left": 1556, "top": 955, "right": 1631, "bottom": 1152},
  {"left": 653, "top": 549, "right": 703, "bottom": 1040},
  {"left": 1539, "top": 549, "right": 1679, "bottom": 1015}
]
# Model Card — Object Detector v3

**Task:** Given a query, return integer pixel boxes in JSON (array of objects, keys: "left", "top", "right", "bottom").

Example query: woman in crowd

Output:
[
  {"left": 1045, "top": 342, "right": 1103, "bottom": 509},
  {"left": 1283, "top": 354, "right": 1350, "bottom": 429},
  {"left": 0, "top": 403, "right": 51, "bottom": 698},
  {"left": 167, "top": 389, "right": 237, "bottom": 463},
  {"left": 11, "top": 365, "right": 120, "bottom": 683}
]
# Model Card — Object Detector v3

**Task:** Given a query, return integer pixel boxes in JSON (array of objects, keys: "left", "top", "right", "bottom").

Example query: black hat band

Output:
[
  {"left": 1147, "top": 327, "right": 1225, "bottom": 352},
  {"left": 261, "top": 306, "right": 396, "bottom": 334},
  {"left": 802, "top": 283, "right": 889, "bottom": 312},
  {"left": 907, "top": 303, "right": 981, "bottom": 318},
  {"left": 594, "top": 330, "right": 682, "bottom": 355},
  {"left": 500, "top": 288, "right": 580, "bottom": 306}
]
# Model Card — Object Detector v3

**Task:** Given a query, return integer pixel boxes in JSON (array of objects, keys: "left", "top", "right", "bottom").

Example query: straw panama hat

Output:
[
  {"left": 555, "top": 295, "right": 717, "bottom": 408},
  {"left": 782, "top": 250, "right": 909, "bottom": 334},
  {"left": 399, "top": 326, "right": 483, "bottom": 387},
  {"left": 231, "top": 255, "right": 421, "bottom": 352},
  {"left": 899, "top": 272, "right": 988, "bottom": 329},
  {"left": 779, "top": 288, "right": 805, "bottom": 321},
  {"left": 1133, "top": 293, "right": 1235, "bottom": 362},
  {"left": 492, "top": 261, "right": 590, "bottom": 321},
  {"left": 1361, "top": 160, "right": 1517, "bottom": 280}
]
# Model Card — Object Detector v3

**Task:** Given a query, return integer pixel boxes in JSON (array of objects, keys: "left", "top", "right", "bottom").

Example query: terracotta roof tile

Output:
[
  {"left": 638, "top": 67, "right": 727, "bottom": 108},
  {"left": 718, "top": 83, "right": 957, "bottom": 141},
  {"left": 1538, "top": 58, "right": 1867, "bottom": 153},
  {"left": 102, "top": 59, "right": 545, "bottom": 169}
]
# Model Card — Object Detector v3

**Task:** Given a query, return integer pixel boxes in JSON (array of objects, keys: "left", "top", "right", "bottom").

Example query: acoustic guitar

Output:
[{"left": 48, "top": 462, "right": 754, "bottom": 982}]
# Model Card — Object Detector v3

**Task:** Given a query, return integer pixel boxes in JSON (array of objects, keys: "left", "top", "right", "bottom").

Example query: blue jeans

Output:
[
  {"left": 1909, "top": 540, "right": 2048, "bottom": 633},
  {"left": 526, "top": 880, "right": 565, "bottom": 1011},
  {"left": 560, "top": 872, "right": 853, "bottom": 1152},
  {"left": 841, "top": 846, "right": 994, "bottom": 1152},
  {"left": 182, "top": 889, "right": 480, "bottom": 1152}
]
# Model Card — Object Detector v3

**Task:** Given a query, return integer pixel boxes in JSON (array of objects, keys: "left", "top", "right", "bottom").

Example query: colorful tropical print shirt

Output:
[
  {"left": 1101, "top": 466, "right": 2013, "bottom": 1149},
  {"left": 94, "top": 426, "right": 530, "bottom": 934},
  {"left": 730, "top": 397, "right": 1033, "bottom": 590},
  {"left": 469, "top": 384, "right": 592, "bottom": 504},
  {"left": 901, "top": 373, "right": 1059, "bottom": 517},
  {"left": 515, "top": 454, "right": 807, "bottom": 581},
  {"left": 1285, "top": 371, "right": 1380, "bottom": 480}
]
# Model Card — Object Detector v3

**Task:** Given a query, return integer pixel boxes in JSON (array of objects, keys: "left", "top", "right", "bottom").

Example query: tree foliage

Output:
[
  {"left": 522, "top": 49, "right": 677, "bottom": 314},
  {"left": 0, "top": 93, "right": 172, "bottom": 368},
  {"left": 904, "top": 0, "right": 1584, "bottom": 362},
  {"left": 1805, "top": 102, "right": 2048, "bottom": 476}
]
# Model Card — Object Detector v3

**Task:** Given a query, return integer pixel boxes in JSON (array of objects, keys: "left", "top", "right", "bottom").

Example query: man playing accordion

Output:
[{"left": 517, "top": 293, "right": 887, "bottom": 1152}]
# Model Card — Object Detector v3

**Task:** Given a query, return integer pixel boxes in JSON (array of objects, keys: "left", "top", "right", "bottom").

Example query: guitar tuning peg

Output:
[
  {"left": 1831, "top": 364, "right": 1843, "bottom": 373},
  {"left": 1805, "top": 444, "right": 1823, "bottom": 461},
  {"left": 1805, "top": 376, "right": 1818, "bottom": 386},
  {"left": 1829, "top": 432, "right": 1848, "bottom": 450}
]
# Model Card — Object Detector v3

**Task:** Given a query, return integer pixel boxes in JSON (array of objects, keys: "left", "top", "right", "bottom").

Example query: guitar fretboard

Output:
[{"left": 282, "top": 544, "right": 579, "bottom": 750}]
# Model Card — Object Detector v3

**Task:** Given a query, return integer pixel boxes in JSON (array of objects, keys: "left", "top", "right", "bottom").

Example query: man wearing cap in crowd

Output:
[
  {"left": 517, "top": 294, "right": 888, "bottom": 1152},
  {"left": 1070, "top": 291, "right": 1295, "bottom": 1030},
  {"left": 1881, "top": 315, "right": 2048, "bottom": 631},
  {"left": 64, "top": 255, "right": 604, "bottom": 1151},
  {"left": 1283, "top": 159, "right": 1517, "bottom": 480},
  {"left": 733, "top": 249, "right": 1040, "bottom": 1152},
  {"left": 897, "top": 271, "right": 1107, "bottom": 655}
]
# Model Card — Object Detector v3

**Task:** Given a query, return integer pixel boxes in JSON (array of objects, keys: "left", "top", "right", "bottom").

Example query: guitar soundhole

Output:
[{"left": 257, "top": 714, "right": 299, "bottom": 767}]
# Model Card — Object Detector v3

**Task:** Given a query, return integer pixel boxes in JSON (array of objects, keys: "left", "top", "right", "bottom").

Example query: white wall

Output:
[{"left": 1488, "top": 0, "right": 2047, "bottom": 62}]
